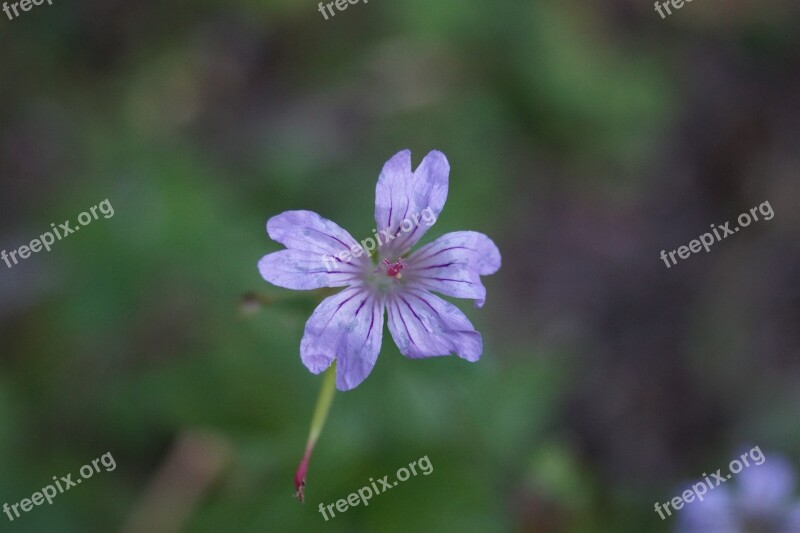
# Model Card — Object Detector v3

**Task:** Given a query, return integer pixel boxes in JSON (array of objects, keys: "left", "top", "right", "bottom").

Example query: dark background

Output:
[{"left": 1, "top": 0, "right": 799, "bottom": 531}]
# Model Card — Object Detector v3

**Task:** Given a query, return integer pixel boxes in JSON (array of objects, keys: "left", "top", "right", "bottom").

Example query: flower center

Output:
[{"left": 382, "top": 258, "right": 406, "bottom": 279}]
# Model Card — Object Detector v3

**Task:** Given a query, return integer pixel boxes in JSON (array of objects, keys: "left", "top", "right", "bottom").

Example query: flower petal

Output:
[
  {"left": 386, "top": 288, "right": 482, "bottom": 361},
  {"left": 677, "top": 485, "right": 737, "bottom": 532},
  {"left": 374, "top": 150, "right": 449, "bottom": 257},
  {"left": 300, "top": 287, "right": 385, "bottom": 391},
  {"left": 405, "top": 231, "right": 501, "bottom": 307},
  {"left": 738, "top": 455, "right": 796, "bottom": 513},
  {"left": 259, "top": 210, "right": 365, "bottom": 290},
  {"left": 258, "top": 250, "right": 361, "bottom": 290}
]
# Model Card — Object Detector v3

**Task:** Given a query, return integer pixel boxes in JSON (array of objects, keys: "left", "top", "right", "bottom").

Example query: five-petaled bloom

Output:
[{"left": 258, "top": 150, "right": 501, "bottom": 390}]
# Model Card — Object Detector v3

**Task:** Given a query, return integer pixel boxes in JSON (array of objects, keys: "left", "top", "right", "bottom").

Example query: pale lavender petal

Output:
[
  {"left": 738, "top": 456, "right": 796, "bottom": 514},
  {"left": 300, "top": 287, "right": 384, "bottom": 391},
  {"left": 386, "top": 288, "right": 481, "bottom": 362},
  {"left": 258, "top": 250, "right": 361, "bottom": 290},
  {"left": 677, "top": 485, "right": 740, "bottom": 532},
  {"left": 374, "top": 150, "right": 449, "bottom": 257},
  {"left": 374, "top": 150, "right": 412, "bottom": 234},
  {"left": 405, "top": 231, "right": 501, "bottom": 307},
  {"left": 259, "top": 210, "right": 365, "bottom": 289},
  {"left": 267, "top": 210, "right": 362, "bottom": 258}
]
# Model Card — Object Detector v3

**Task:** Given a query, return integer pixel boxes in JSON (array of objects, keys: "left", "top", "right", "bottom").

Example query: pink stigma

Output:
[{"left": 382, "top": 258, "right": 406, "bottom": 278}]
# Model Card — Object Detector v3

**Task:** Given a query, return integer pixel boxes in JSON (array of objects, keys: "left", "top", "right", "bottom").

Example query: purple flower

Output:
[
  {"left": 678, "top": 453, "right": 800, "bottom": 533},
  {"left": 258, "top": 150, "right": 501, "bottom": 391}
]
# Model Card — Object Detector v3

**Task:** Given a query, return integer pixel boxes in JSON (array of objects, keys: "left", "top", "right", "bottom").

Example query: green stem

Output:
[{"left": 294, "top": 363, "right": 336, "bottom": 502}]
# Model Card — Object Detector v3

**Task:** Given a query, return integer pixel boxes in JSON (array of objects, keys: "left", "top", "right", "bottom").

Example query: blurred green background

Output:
[{"left": 1, "top": 0, "right": 800, "bottom": 531}]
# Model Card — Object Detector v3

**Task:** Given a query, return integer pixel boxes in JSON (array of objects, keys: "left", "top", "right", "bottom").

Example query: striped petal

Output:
[
  {"left": 374, "top": 150, "right": 449, "bottom": 258},
  {"left": 258, "top": 210, "right": 366, "bottom": 290},
  {"left": 300, "top": 287, "right": 385, "bottom": 391},
  {"left": 386, "top": 288, "right": 482, "bottom": 362},
  {"left": 405, "top": 231, "right": 501, "bottom": 307}
]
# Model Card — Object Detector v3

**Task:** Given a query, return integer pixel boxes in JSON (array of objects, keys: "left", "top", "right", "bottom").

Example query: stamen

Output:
[{"left": 382, "top": 258, "right": 406, "bottom": 278}]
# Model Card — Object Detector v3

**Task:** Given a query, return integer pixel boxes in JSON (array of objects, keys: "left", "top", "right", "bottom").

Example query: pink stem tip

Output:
[{"left": 294, "top": 447, "right": 312, "bottom": 502}]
